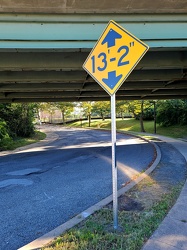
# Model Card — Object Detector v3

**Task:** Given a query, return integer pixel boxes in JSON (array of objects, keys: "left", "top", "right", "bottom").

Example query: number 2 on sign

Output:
[{"left": 91, "top": 45, "right": 130, "bottom": 73}]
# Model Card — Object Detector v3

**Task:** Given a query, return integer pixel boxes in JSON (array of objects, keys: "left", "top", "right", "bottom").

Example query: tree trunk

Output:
[
  {"left": 50, "top": 112, "right": 52, "bottom": 123},
  {"left": 140, "top": 101, "right": 145, "bottom": 132},
  {"left": 62, "top": 112, "right": 65, "bottom": 124},
  {"left": 38, "top": 110, "right": 42, "bottom": 125},
  {"left": 88, "top": 113, "right": 91, "bottom": 127},
  {"left": 101, "top": 113, "right": 105, "bottom": 121},
  {"left": 121, "top": 111, "right": 123, "bottom": 120}
]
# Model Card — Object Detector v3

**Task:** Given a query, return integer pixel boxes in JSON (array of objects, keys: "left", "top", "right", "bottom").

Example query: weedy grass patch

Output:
[
  {"left": 43, "top": 182, "right": 183, "bottom": 250},
  {"left": 1, "top": 130, "right": 46, "bottom": 151}
]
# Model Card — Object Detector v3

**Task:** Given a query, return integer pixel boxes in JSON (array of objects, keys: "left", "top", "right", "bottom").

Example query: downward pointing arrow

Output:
[
  {"left": 102, "top": 71, "right": 122, "bottom": 89},
  {"left": 101, "top": 29, "right": 122, "bottom": 48}
]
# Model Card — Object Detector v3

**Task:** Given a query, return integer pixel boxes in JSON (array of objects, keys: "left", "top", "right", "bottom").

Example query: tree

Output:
[
  {"left": 116, "top": 100, "right": 130, "bottom": 119},
  {"left": 128, "top": 100, "right": 153, "bottom": 132},
  {"left": 55, "top": 102, "right": 74, "bottom": 124},
  {"left": 38, "top": 102, "right": 56, "bottom": 123},
  {"left": 92, "top": 101, "right": 110, "bottom": 120},
  {"left": 81, "top": 102, "right": 94, "bottom": 127}
]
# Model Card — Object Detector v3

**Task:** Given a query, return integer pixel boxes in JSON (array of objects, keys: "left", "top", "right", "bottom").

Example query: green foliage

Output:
[
  {"left": 38, "top": 102, "right": 57, "bottom": 123},
  {"left": 157, "top": 100, "right": 187, "bottom": 127},
  {"left": 38, "top": 102, "right": 74, "bottom": 123},
  {"left": 0, "top": 119, "right": 13, "bottom": 150},
  {"left": 81, "top": 102, "right": 93, "bottom": 116},
  {"left": 0, "top": 103, "right": 35, "bottom": 138},
  {"left": 0, "top": 130, "right": 46, "bottom": 151},
  {"left": 55, "top": 102, "right": 74, "bottom": 124},
  {"left": 80, "top": 102, "right": 94, "bottom": 127},
  {"left": 92, "top": 101, "right": 110, "bottom": 120},
  {"left": 0, "top": 119, "right": 9, "bottom": 140},
  {"left": 55, "top": 102, "right": 74, "bottom": 115},
  {"left": 128, "top": 100, "right": 154, "bottom": 120},
  {"left": 116, "top": 100, "right": 131, "bottom": 118},
  {"left": 142, "top": 108, "right": 154, "bottom": 121}
]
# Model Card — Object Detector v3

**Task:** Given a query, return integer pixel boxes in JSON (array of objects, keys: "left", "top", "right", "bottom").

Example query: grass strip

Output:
[
  {"left": 1, "top": 131, "right": 46, "bottom": 151},
  {"left": 43, "top": 182, "right": 183, "bottom": 250},
  {"left": 67, "top": 118, "right": 187, "bottom": 139}
]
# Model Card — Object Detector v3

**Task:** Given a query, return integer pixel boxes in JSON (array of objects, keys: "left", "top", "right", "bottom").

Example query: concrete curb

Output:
[{"left": 18, "top": 140, "right": 161, "bottom": 250}]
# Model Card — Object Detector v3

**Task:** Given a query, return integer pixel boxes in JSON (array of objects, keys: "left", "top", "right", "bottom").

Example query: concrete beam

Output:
[
  {"left": 0, "top": 14, "right": 186, "bottom": 49},
  {"left": 2, "top": 88, "right": 187, "bottom": 99},
  {"left": 121, "top": 69, "right": 185, "bottom": 81},
  {"left": 0, "top": 0, "right": 186, "bottom": 13},
  {"left": 0, "top": 95, "right": 187, "bottom": 103},
  {"left": 0, "top": 69, "right": 184, "bottom": 83},
  {"left": 0, "top": 51, "right": 186, "bottom": 71},
  {"left": 0, "top": 81, "right": 186, "bottom": 92},
  {"left": 0, "top": 71, "right": 87, "bottom": 82}
]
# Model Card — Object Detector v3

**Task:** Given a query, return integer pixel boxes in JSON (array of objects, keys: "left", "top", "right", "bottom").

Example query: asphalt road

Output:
[{"left": 0, "top": 126, "right": 155, "bottom": 250}]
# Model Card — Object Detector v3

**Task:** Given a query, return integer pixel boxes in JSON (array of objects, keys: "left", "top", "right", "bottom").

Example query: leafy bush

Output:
[
  {"left": 157, "top": 100, "right": 187, "bottom": 127},
  {"left": 143, "top": 108, "right": 155, "bottom": 120},
  {"left": 0, "top": 119, "right": 13, "bottom": 150},
  {"left": 0, "top": 119, "right": 9, "bottom": 140},
  {"left": 135, "top": 108, "right": 154, "bottom": 121},
  {"left": 133, "top": 106, "right": 154, "bottom": 121},
  {"left": 0, "top": 103, "right": 35, "bottom": 138}
]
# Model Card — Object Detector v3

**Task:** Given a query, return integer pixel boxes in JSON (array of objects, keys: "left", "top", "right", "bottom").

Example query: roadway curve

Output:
[{"left": 0, "top": 125, "right": 155, "bottom": 250}]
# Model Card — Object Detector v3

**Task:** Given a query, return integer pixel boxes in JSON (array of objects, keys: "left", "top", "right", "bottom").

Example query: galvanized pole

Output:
[{"left": 111, "top": 93, "right": 118, "bottom": 229}]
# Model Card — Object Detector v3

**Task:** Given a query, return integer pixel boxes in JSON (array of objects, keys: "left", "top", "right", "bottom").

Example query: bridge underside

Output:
[{"left": 0, "top": 13, "right": 186, "bottom": 102}]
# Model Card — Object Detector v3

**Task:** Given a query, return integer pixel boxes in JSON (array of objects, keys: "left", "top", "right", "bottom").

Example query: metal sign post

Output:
[
  {"left": 111, "top": 93, "right": 118, "bottom": 229},
  {"left": 83, "top": 20, "right": 149, "bottom": 230}
]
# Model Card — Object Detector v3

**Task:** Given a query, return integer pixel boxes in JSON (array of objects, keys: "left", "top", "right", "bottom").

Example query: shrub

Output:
[
  {"left": 157, "top": 100, "right": 187, "bottom": 127},
  {"left": 134, "top": 108, "right": 154, "bottom": 121},
  {"left": 0, "top": 103, "right": 35, "bottom": 138},
  {"left": 0, "top": 119, "right": 13, "bottom": 150}
]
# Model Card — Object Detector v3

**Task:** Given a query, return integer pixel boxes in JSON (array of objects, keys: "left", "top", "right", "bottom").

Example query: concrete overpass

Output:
[{"left": 0, "top": 0, "right": 186, "bottom": 102}]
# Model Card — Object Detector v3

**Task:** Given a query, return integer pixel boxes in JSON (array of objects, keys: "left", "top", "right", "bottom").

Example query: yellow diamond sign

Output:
[{"left": 83, "top": 20, "right": 149, "bottom": 96}]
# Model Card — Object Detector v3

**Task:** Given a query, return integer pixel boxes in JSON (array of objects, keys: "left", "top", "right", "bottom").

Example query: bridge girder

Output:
[{"left": 0, "top": 13, "right": 186, "bottom": 102}]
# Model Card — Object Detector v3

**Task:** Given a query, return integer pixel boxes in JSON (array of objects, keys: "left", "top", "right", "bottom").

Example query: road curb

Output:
[{"left": 18, "top": 140, "right": 161, "bottom": 250}]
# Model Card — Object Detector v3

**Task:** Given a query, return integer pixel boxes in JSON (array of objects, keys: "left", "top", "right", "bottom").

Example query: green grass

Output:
[
  {"left": 0, "top": 131, "right": 46, "bottom": 151},
  {"left": 68, "top": 118, "right": 187, "bottom": 139},
  {"left": 44, "top": 184, "right": 183, "bottom": 250}
]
